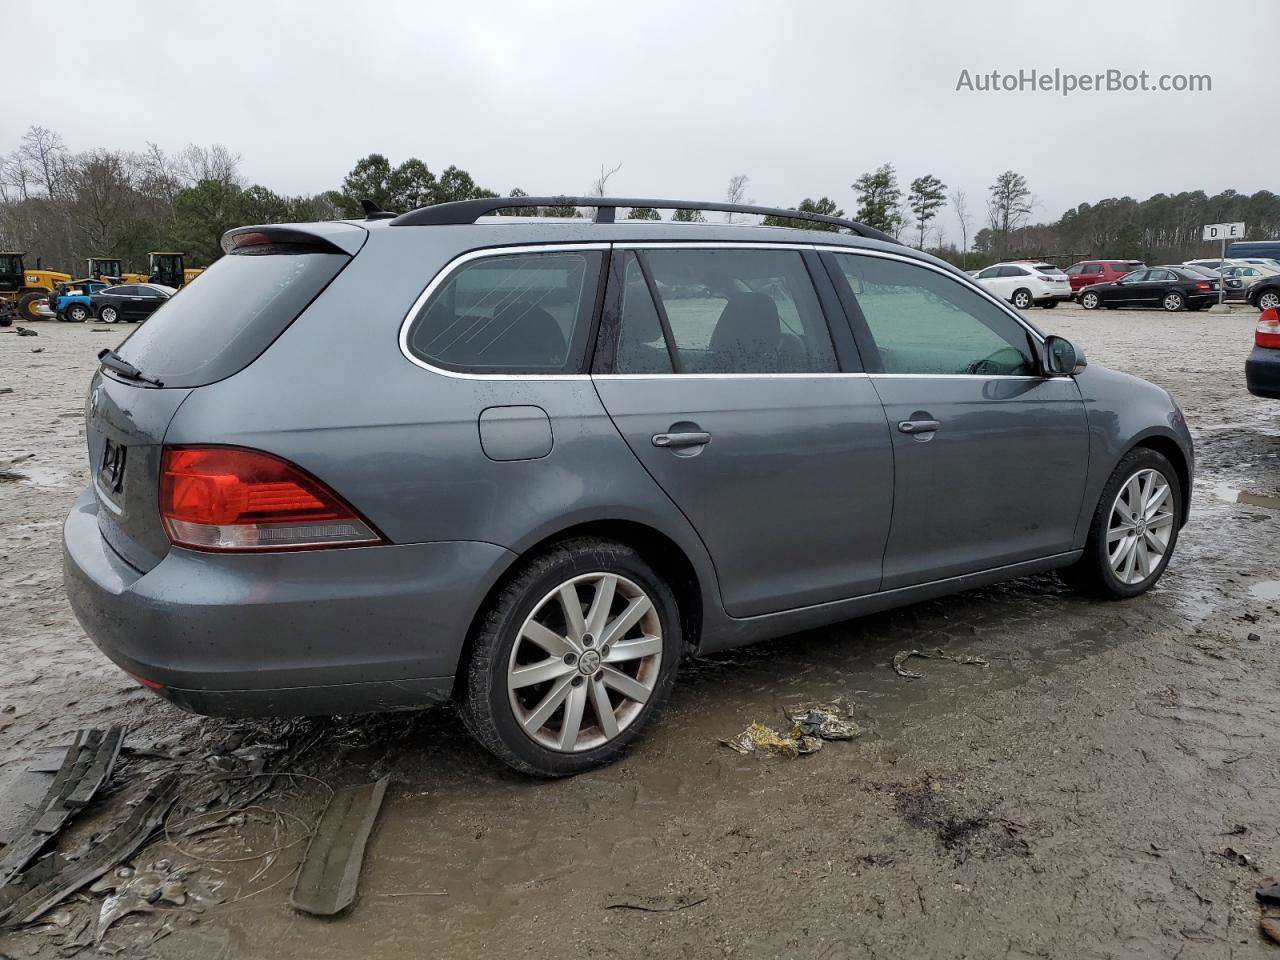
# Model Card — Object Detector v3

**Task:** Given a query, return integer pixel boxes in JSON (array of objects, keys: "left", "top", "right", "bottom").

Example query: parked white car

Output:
[
  {"left": 1239, "top": 258, "right": 1280, "bottom": 272},
  {"left": 1221, "top": 264, "right": 1278, "bottom": 294},
  {"left": 973, "top": 261, "right": 1072, "bottom": 309},
  {"left": 1183, "top": 258, "right": 1276, "bottom": 273}
]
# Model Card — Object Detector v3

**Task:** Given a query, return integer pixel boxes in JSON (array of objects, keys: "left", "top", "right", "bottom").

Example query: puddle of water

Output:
[
  {"left": 1204, "top": 482, "right": 1280, "bottom": 510},
  {"left": 1251, "top": 581, "right": 1280, "bottom": 602},
  {"left": 1238, "top": 491, "right": 1280, "bottom": 510}
]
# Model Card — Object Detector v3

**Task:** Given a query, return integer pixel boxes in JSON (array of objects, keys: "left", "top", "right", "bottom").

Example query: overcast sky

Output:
[{"left": 10, "top": 0, "right": 1277, "bottom": 242}]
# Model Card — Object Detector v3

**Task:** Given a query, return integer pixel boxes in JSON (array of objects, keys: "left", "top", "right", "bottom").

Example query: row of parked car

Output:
[
  {"left": 42, "top": 279, "right": 177, "bottom": 324},
  {"left": 971, "top": 254, "right": 1280, "bottom": 312}
]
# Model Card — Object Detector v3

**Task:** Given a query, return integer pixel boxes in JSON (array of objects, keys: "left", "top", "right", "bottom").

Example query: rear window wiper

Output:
[{"left": 97, "top": 349, "right": 164, "bottom": 387}]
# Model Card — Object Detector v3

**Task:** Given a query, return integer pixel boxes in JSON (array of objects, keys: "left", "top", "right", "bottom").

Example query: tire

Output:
[
  {"left": 1080, "top": 291, "right": 1101, "bottom": 310},
  {"left": 66, "top": 303, "right": 89, "bottom": 323},
  {"left": 1040, "top": 300, "right": 1058, "bottom": 309},
  {"left": 458, "top": 537, "right": 681, "bottom": 777},
  {"left": 98, "top": 306, "right": 119, "bottom": 324},
  {"left": 1061, "top": 448, "right": 1182, "bottom": 600},
  {"left": 1011, "top": 288, "right": 1032, "bottom": 309},
  {"left": 1162, "top": 291, "right": 1185, "bottom": 312},
  {"left": 16, "top": 292, "right": 44, "bottom": 322},
  {"left": 1257, "top": 290, "right": 1280, "bottom": 311}
]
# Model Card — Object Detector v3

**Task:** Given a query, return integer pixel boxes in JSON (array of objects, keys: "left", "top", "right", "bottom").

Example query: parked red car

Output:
[{"left": 1064, "top": 260, "right": 1146, "bottom": 296}]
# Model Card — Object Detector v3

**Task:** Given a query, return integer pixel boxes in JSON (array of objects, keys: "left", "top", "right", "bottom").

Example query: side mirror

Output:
[{"left": 1045, "top": 335, "right": 1087, "bottom": 376}]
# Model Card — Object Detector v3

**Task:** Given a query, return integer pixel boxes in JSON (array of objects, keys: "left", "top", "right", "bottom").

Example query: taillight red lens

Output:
[
  {"left": 1195, "top": 282, "right": 1211, "bottom": 290},
  {"left": 160, "top": 446, "right": 383, "bottom": 551},
  {"left": 1258, "top": 308, "right": 1280, "bottom": 349}
]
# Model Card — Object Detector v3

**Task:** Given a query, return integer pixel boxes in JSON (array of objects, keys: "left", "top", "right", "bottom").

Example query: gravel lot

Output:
[{"left": 1, "top": 305, "right": 1278, "bottom": 959}]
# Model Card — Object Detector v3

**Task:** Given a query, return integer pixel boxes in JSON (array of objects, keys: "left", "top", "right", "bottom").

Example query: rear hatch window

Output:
[{"left": 115, "top": 238, "right": 350, "bottom": 388}]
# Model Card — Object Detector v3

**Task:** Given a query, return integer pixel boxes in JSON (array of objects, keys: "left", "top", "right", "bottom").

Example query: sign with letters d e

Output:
[{"left": 1203, "top": 222, "right": 1245, "bottom": 241}]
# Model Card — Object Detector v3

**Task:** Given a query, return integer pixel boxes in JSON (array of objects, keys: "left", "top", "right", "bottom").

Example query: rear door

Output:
[
  {"left": 825, "top": 250, "right": 1088, "bottom": 588},
  {"left": 591, "top": 244, "right": 895, "bottom": 617},
  {"left": 131, "top": 286, "right": 165, "bottom": 320},
  {"left": 975, "top": 265, "right": 1008, "bottom": 300},
  {"left": 1143, "top": 268, "right": 1177, "bottom": 305}
]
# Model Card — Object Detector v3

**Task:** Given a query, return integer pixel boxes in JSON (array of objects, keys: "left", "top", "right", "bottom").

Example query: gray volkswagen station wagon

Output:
[{"left": 64, "top": 196, "right": 1193, "bottom": 776}]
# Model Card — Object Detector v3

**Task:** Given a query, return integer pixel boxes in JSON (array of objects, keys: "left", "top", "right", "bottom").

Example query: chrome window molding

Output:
[
  {"left": 813, "top": 244, "right": 1048, "bottom": 345},
  {"left": 398, "top": 243, "right": 609, "bottom": 381},
  {"left": 398, "top": 240, "right": 1059, "bottom": 382}
]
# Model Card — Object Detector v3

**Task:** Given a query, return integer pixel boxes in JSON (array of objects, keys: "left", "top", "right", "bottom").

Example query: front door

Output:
[
  {"left": 1112, "top": 270, "right": 1152, "bottom": 305},
  {"left": 825, "top": 250, "right": 1089, "bottom": 589},
  {"left": 592, "top": 246, "right": 895, "bottom": 617}
]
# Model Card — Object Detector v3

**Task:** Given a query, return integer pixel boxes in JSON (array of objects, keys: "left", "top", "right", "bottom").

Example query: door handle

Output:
[
  {"left": 652, "top": 431, "right": 711, "bottom": 449},
  {"left": 898, "top": 419, "right": 940, "bottom": 435}
]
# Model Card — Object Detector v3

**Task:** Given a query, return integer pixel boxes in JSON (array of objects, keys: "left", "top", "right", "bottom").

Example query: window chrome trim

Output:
[
  {"left": 397, "top": 243, "right": 610, "bottom": 381},
  {"left": 814, "top": 244, "right": 1047, "bottom": 345},
  {"left": 397, "top": 240, "right": 1058, "bottom": 382}
]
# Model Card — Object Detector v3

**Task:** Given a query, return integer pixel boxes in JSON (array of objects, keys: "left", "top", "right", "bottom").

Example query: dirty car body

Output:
[{"left": 63, "top": 197, "right": 1194, "bottom": 776}]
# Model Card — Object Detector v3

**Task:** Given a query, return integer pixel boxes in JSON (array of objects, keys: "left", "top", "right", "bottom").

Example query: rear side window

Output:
[
  {"left": 117, "top": 248, "right": 348, "bottom": 388},
  {"left": 1082, "top": 264, "right": 1102, "bottom": 274},
  {"left": 407, "top": 251, "right": 604, "bottom": 374},
  {"left": 833, "top": 253, "right": 1036, "bottom": 376},
  {"left": 613, "top": 248, "right": 838, "bottom": 374}
]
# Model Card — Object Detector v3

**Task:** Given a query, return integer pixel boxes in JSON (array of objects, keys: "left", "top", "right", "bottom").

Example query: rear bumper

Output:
[
  {"left": 62, "top": 486, "right": 516, "bottom": 717},
  {"left": 1246, "top": 346, "right": 1280, "bottom": 399},
  {"left": 1033, "top": 291, "right": 1072, "bottom": 304}
]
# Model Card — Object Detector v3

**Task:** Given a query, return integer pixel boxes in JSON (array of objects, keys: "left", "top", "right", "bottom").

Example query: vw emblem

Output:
[{"left": 578, "top": 649, "right": 602, "bottom": 675}]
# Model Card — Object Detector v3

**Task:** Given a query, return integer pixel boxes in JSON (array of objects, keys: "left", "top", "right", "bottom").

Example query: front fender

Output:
[{"left": 1071, "top": 364, "right": 1194, "bottom": 546}]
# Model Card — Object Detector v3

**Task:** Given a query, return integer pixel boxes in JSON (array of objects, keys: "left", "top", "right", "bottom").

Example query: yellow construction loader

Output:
[
  {"left": 85, "top": 253, "right": 203, "bottom": 288},
  {"left": 0, "top": 252, "right": 72, "bottom": 321},
  {"left": 86, "top": 257, "right": 147, "bottom": 284}
]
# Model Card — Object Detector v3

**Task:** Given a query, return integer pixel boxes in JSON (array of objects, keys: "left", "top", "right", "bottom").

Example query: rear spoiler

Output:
[{"left": 220, "top": 222, "right": 368, "bottom": 257}]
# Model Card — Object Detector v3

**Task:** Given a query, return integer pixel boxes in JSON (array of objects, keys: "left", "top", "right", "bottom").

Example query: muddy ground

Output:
[{"left": 0, "top": 306, "right": 1277, "bottom": 959}]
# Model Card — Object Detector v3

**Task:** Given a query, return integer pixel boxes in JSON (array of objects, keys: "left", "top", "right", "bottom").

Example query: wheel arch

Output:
[
  {"left": 450, "top": 518, "right": 706, "bottom": 699},
  {"left": 1128, "top": 433, "right": 1192, "bottom": 527}
]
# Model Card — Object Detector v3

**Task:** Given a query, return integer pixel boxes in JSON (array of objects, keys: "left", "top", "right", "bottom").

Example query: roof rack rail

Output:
[{"left": 388, "top": 196, "right": 897, "bottom": 242}]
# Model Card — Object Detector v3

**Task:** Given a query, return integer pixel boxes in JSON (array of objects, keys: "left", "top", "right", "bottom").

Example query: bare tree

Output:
[
  {"left": 17, "top": 126, "right": 68, "bottom": 199},
  {"left": 581, "top": 162, "right": 622, "bottom": 219},
  {"left": 137, "top": 142, "right": 184, "bottom": 211},
  {"left": 176, "top": 143, "right": 243, "bottom": 187},
  {"left": 589, "top": 162, "right": 622, "bottom": 197},
  {"left": 724, "top": 174, "right": 751, "bottom": 222},
  {"left": 950, "top": 188, "right": 971, "bottom": 267}
]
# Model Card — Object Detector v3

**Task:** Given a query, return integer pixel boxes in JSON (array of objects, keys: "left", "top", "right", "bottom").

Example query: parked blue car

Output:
[{"left": 50, "top": 280, "right": 111, "bottom": 322}]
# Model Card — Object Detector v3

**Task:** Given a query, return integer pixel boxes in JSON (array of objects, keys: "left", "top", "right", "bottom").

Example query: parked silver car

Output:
[{"left": 63, "top": 197, "right": 1193, "bottom": 776}]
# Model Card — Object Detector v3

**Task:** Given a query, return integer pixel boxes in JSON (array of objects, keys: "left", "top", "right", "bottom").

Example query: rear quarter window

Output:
[
  {"left": 405, "top": 250, "right": 605, "bottom": 375},
  {"left": 116, "top": 246, "right": 349, "bottom": 388}
]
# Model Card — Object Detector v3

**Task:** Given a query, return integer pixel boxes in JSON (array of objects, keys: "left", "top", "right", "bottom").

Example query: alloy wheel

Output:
[
  {"left": 507, "top": 573, "right": 663, "bottom": 753},
  {"left": 1013, "top": 291, "right": 1031, "bottom": 309},
  {"left": 1259, "top": 291, "right": 1280, "bottom": 311},
  {"left": 1107, "top": 468, "right": 1174, "bottom": 585},
  {"left": 1082, "top": 292, "right": 1099, "bottom": 309},
  {"left": 100, "top": 307, "right": 117, "bottom": 324},
  {"left": 1163, "top": 293, "right": 1183, "bottom": 311}
]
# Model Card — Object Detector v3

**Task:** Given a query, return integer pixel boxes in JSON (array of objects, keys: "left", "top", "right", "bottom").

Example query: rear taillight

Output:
[
  {"left": 159, "top": 446, "right": 383, "bottom": 551},
  {"left": 1195, "top": 282, "right": 1211, "bottom": 290},
  {"left": 1258, "top": 308, "right": 1280, "bottom": 349}
]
